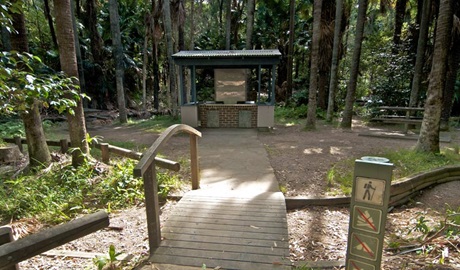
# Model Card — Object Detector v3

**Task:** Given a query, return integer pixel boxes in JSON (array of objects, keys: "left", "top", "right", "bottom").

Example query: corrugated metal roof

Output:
[{"left": 172, "top": 50, "right": 281, "bottom": 58}]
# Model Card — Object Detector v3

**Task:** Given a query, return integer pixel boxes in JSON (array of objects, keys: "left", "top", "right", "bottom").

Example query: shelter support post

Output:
[
  {"left": 271, "top": 65, "right": 277, "bottom": 105},
  {"left": 192, "top": 65, "right": 196, "bottom": 103},
  {"left": 257, "top": 65, "right": 261, "bottom": 103}
]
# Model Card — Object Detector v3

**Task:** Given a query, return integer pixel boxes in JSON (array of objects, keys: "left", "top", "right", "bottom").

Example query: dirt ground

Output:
[{"left": 18, "top": 119, "right": 460, "bottom": 269}]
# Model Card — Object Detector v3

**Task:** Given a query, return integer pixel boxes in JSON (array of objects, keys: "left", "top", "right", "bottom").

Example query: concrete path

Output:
[
  {"left": 144, "top": 129, "right": 290, "bottom": 270},
  {"left": 198, "top": 129, "right": 280, "bottom": 193}
]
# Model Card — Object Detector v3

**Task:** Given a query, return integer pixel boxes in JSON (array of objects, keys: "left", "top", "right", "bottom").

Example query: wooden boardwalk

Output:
[{"left": 151, "top": 189, "right": 290, "bottom": 270}]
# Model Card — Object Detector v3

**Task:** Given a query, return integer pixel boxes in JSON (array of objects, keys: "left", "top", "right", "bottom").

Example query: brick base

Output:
[{"left": 198, "top": 105, "right": 258, "bottom": 128}]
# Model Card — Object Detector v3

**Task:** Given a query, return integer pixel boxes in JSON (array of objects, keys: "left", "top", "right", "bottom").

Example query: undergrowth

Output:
[
  {"left": 326, "top": 148, "right": 460, "bottom": 195},
  {"left": 0, "top": 157, "right": 182, "bottom": 224}
]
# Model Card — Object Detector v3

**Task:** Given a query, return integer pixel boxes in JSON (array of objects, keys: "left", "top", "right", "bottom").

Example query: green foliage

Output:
[
  {"left": 0, "top": 52, "right": 83, "bottom": 116},
  {"left": 0, "top": 1, "right": 21, "bottom": 33},
  {"left": 326, "top": 149, "right": 460, "bottom": 196},
  {"left": 0, "top": 119, "right": 25, "bottom": 138},
  {"left": 275, "top": 104, "right": 308, "bottom": 124},
  {"left": 368, "top": 49, "right": 415, "bottom": 107},
  {"left": 94, "top": 244, "right": 122, "bottom": 270},
  {"left": 157, "top": 171, "right": 182, "bottom": 200},
  {"left": 0, "top": 158, "right": 180, "bottom": 224},
  {"left": 291, "top": 89, "right": 309, "bottom": 106},
  {"left": 408, "top": 214, "right": 431, "bottom": 236}
]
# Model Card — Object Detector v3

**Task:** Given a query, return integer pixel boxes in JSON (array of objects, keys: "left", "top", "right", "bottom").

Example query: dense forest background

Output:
[
  {"left": 1, "top": 0, "right": 460, "bottom": 163},
  {"left": 1, "top": 0, "right": 457, "bottom": 113}
]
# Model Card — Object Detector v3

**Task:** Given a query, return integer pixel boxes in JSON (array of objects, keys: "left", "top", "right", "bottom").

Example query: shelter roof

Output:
[{"left": 172, "top": 50, "right": 281, "bottom": 67}]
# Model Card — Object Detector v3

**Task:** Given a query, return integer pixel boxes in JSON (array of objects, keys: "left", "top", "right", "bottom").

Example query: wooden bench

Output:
[{"left": 371, "top": 106, "right": 424, "bottom": 132}]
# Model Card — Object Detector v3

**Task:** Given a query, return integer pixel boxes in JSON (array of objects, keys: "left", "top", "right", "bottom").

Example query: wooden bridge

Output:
[{"left": 135, "top": 127, "right": 290, "bottom": 270}]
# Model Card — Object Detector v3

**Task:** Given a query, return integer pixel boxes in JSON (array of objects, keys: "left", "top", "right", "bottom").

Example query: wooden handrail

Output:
[
  {"left": 133, "top": 124, "right": 201, "bottom": 177},
  {"left": 133, "top": 124, "right": 202, "bottom": 253}
]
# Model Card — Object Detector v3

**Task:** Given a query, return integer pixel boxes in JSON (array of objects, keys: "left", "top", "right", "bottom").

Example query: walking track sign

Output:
[{"left": 345, "top": 157, "right": 393, "bottom": 270}]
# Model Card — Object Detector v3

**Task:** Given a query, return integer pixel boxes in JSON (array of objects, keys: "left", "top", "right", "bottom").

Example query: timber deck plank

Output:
[{"left": 151, "top": 190, "right": 290, "bottom": 270}]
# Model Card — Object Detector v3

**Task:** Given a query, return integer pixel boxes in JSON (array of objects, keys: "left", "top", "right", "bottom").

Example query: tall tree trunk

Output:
[
  {"left": 245, "top": 0, "right": 255, "bottom": 97},
  {"left": 54, "top": 0, "right": 90, "bottom": 166},
  {"left": 440, "top": 31, "right": 460, "bottom": 130},
  {"left": 178, "top": 0, "right": 186, "bottom": 104},
  {"left": 393, "top": 0, "right": 407, "bottom": 51},
  {"left": 85, "top": 0, "right": 104, "bottom": 64},
  {"left": 1, "top": 26, "right": 11, "bottom": 51},
  {"left": 163, "top": 0, "right": 178, "bottom": 116},
  {"left": 225, "top": 0, "right": 231, "bottom": 49},
  {"left": 153, "top": 0, "right": 161, "bottom": 111},
  {"left": 109, "top": 0, "right": 127, "bottom": 123},
  {"left": 409, "top": 0, "right": 432, "bottom": 108},
  {"left": 189, "top": 0, "right": 195, "bottom": 50},
  {"left": 153, "top": 40, "right": 160, "bottom": 111},
  {"left": 71, "top": 0, "right": 87, "bottom": 103},
  {"left": 10, "top": 0, "right": 51, "bottom": 167},
  {"left": 245, "top": 0, "right": 255, "bottom": 49},
  {"left": 306, "top": 0, "right": 323, "bottom": 129},
  {"left": 286, "top": 0, "right": 295, "bottom": 102},
  {"left": 317, "top": 71, "right": 328, "bottom": 110},
  {"left": 142, "top": 23, "right": 150, "bottom": 112},
  {"left": 415, "top": 0, "right": 453, "bottom": 153},
  {"left": 43, "top": 0, "right": 58, "bottom": 49},
  {"left": 10, "top": 3, "right": 28, "bottom": 53},
  {"left": 326, "top": 0, "right": 344, "bottom": 122},
  {"left": 340, "top": 0, "right": 368, "bottom": 128},
  {"left": 317, "top": 0, "right": 335, "bottom": 111}
]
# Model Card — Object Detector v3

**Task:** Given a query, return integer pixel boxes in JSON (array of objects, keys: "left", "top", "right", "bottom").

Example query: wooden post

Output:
[
  {"left": 100, "top": 143, "right": 110, "bottom": 163},
  {"left": 13, "top": 137, "right": 22, "bottom": 154},
  {"left": 0, "top": 227, "right": 18, "bottom": 270},
  {"left": 190, "top": 134, "right": 200, "bottom": 190},
  {"left": 143, "top": 164, "right": 161, "bottom": 253},
  {"left": 59, "top": 139, "right": 68, "bottom": 154}
]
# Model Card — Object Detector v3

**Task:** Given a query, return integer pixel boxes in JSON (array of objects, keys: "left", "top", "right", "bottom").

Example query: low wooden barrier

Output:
[
  {"left": 0, "top": 211, "right": 109, "bottom": 269},
  {"left": 133, "top": 124, "right": 201, "bottom": 254},
  {"left": 285, "top": 165, "right": 460, "bottom": 210},
  {"left": 2, "top": 137, "right": 180, "bottom": 172}
]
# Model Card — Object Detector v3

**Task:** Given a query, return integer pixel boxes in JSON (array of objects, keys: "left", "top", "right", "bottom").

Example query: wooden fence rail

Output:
[
  {"left": 2, "top": 137, "right": 180, "bottom": 172},
  {"left": 133, "top": 124, "right": 201, "bottom": 255},
  {"left": 0, "top": 211, "right": 109, "bottom": 269}
]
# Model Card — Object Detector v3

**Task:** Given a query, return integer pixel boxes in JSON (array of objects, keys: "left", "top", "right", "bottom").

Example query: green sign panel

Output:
[
  {"left": 345, "top": 158, "right": 393, "bottom": 270},
  {"left": 352, "top": 206, "right": 382, "bottom": 234}
]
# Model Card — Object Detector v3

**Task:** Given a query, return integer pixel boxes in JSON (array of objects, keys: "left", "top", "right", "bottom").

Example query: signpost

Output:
[{"left": 345, "top": 157, "right": 393, "bottom": 270}]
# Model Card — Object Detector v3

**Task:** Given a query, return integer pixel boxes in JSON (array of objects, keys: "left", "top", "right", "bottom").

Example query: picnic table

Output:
[{"left": 371, "top": 106, "right": 424, "bottom": 132}]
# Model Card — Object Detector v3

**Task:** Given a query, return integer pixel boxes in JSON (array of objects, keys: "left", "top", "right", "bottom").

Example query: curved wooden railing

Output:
[{"left": 133, "top": 124, "right": 202, "bottom": 253}]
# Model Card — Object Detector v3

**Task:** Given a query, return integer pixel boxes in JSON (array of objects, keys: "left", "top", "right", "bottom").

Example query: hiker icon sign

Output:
[{"left": 354, "top": 177, "right": 386, "bottom": 206}]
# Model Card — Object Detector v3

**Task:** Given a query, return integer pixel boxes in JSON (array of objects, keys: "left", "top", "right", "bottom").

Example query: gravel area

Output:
[{"left": 11, "top": 120, "right": 460, "bottom": 269}]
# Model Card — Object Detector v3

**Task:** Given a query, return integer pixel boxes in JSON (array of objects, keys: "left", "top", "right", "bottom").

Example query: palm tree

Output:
[
  {"left": 245, "top": 0, "right": 255, "bottom": 49},
  {"left": 54, "top": 0, "right": 90, "bottom": 166},
  {"left": 163, "top": 0, "right": 178, "bottom": 116},
  {"left": 326, "top": 0, "right": 344, "bottom": 122},
  {"left": 340, "top": 0, "right": 369, "bottom": 129},
  {"left": 409, "top": 0, "right": 432, "bottom": 109},
  {"left": 415, "top": 0, "right": 453, "bottom": 153},
  {"left": 393, "top": 0, "right": 407, "bottom": 51},
  {"left": 109, "top": 0, "right": 127, "bottom": 123},
  {"left": 225, "top": 0, "right": 231, "bottom": 49},
  {"left": 286, "top": 0, "right": 295, "bottom": 102},
  {"left": 441, "top": 10, "right": 460, "bottom": 129},
  {"left": 10, "top": 0, "right": 51, "bottom": 167},
  {"left": 305, "top": 0, "right": 323, "bottom": 129}
]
